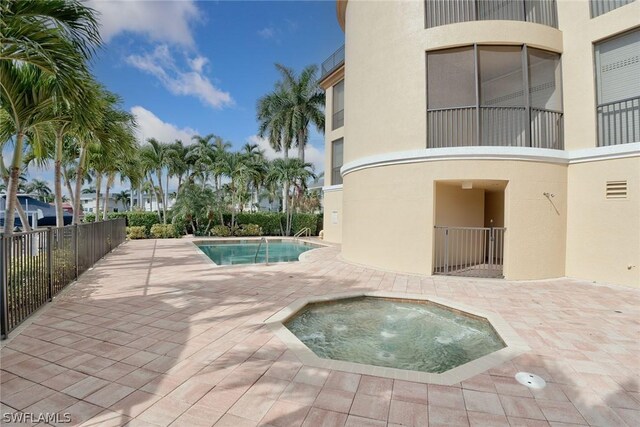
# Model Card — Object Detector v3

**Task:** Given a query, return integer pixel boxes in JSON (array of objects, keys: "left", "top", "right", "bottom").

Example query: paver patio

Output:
[{"left": 1, "top": 238, "right": 639, "bottom": 426}]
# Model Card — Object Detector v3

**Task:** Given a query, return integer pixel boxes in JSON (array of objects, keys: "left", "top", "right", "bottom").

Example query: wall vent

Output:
[{"left": 606, "top": 181, "right": 627, "bottom": 199}]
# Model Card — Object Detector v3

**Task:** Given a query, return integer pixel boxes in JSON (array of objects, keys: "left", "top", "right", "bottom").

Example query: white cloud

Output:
[
  {"left": 88, "top": 0, "right": 201, "bottom": 46},
  {"left": 131, "top": 106, "right": 197, "bottom": 144},
  {"left": 257, "top": 27, "right": 276, "bottom": 39},
  {"left": 247, "top": 135, "right": 324, "bottom": 174},
  {"left": 126, "top": 45, "right": 233, "bottom": 109}
]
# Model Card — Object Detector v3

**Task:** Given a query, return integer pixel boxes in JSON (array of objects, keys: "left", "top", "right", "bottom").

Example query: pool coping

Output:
[
  {"left": 264, "top": 291, "right": 530, "bottom": 385},
  {"left": 191, "top": 237, "right": 330, "bottom": 268}
]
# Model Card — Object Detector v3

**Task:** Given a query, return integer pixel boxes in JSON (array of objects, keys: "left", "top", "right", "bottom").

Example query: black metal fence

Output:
[
  {"left": 427, "top": 106, "right": 564, "bottom": 149},
  {"left": 0, "top": 218, "right": 126, "bottom": 338},
  {"left": 597, "top": 96, "right": 640, "bottom": 147}
]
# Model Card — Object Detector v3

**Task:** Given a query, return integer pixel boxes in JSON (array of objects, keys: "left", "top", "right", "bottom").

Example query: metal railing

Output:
[
  {"left": 590, "top": 0, "right": 635, "bottom": 18},
  {"left": 332, "top": 109, "right": 344, "bottom": 130},
  {"left": 433, "top": 226, "right": 506, "bottom": 278},
  {"left": 254, "top": 237, "right": 270, "bottom": 264},
  {"left": 597, "top": 96, "right": 640, "bottom": 146},
  {"left": 0, "top": 218, "right": 126, "bottom": 338},
  {"left": 427, "top": 106, "right": 563, "bottom": 149},
  {"left": 425, "top": 0, "right": 558, "bottom": 29},
  {"left": 294, "top": 227, "right": 311, "bottom": 239},
  {"left": 320, "top": 45, "right": 345, "bottom": 80}
]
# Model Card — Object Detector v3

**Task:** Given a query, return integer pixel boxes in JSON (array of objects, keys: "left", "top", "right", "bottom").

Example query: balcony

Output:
[
  {"left": 320, "top": 45, "right": 345, "bottom": 80},
  {"left": 590, "top": 0, "right": 635, "bottom": 18},
  {"left": 427, "top": 106, "right": 563, "bottom": 149},
  {"left": 425, "top": 0, "right": 558, "bottom": 29},
  {"left": 597, "top": 96, "right": 640, "bottom": 146}
]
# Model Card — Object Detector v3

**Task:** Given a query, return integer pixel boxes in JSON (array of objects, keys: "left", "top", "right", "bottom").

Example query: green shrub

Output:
[
  {"left": 291, "top": 213, "right": 320, "bottom": 236},
  {"left": 150, "top": 224, "right": 179, "bottom": 239},
  {"left": 127, "top": 226, "right": 147, "bottom": 239},
  {"left": 172, "top": 215, "right": 188, "bottom": 236},
  {"left": 235, "top": 212, "right": 282, "bottom": 235},
  {"left": 83, "top": 213, "right": 95, "bottom": 223},
  {"left": 234, "top": 223, "right": 262, "bottom": 237},
  {"left": 127, "top": 211, "right": 161, "bottom": 233},
  {"left": 210, "top": 225, "right": 231, "bottom": 237}
]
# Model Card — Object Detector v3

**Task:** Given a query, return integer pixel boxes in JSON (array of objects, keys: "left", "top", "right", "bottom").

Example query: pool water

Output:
[
  {"left": 197, "top": 240, "right": 316, "bottom": 265},
  {"left": 285, "top": 297, "right": 505, "bottom": 373}
]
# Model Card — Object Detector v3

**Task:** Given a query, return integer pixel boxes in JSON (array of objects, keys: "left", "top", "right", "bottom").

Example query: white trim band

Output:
[
  {"left": 341, "top": 143, "right": 640, "bottom": 177},
  {"left": 322, "top": 184, "right": 344, "bottom": 193}
]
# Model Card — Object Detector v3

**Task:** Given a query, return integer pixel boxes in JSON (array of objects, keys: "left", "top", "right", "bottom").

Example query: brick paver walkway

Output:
[{"left": 1, "top": 238, "right": 638, "bottom": 426}]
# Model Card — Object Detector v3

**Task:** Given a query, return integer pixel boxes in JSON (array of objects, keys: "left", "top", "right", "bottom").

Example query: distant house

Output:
[
  {"left": 79, "top": 193, "right": 125, "bottom": 215},
  {"left": 0, "top": 194, "right": 72, "bottom": 228}
]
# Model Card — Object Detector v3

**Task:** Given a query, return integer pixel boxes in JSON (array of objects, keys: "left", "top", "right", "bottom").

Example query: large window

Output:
[
  {"left": 427, "top": 44, "right": 563, "bottom": 149},
  {"left": 332, "top": 80, "right": 344, "bottom": 130},
  {"left": 425, "top": 0, "right": 558, "bottom": 29},
  {"left": 331, "top": 138, "right": 344, "bottom": 185},
  {"left": 594, "top": 29, "right": 640, "bottom": 146},
  {"left": 590, "top": 0, "right": 635, "bottom": 18}
]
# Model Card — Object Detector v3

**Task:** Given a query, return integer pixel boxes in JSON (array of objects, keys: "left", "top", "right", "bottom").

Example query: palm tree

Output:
[
  {"left": 1, "top": 0, "right": 101, "bottom": 231},
  {"left": 242, "top": 143, "right": 267, "bottom": 212},
  {"left": 140, "top": 138, "right": 170, "bottom": 223},
  {"left": 275, "top": 64, "right": 325, "bottom": 162},
  {"left": 25, "top": 179, "right": 52, "bottom": 202},
  {"left": 186, "top": 134, "right": 216, "bottom": 188},
  {"left": 167, "top": 140, "right": 189, "bottom": 193},
  {"left": 1, "top": 0, "right": 100, "bottom": 83},
  {"left": 215, "top": 152, "right": 259, "bottom": 229},
  {"left": 0, "top": 64, "right": 59, "bottom": 231},
  {"left": 267, "top": 158, "right": 316, "bottom": 236},
  {"left": 71, "top": 89, "right": 135, "bottom": 224},
  {"left": 258, "top": 64, "right": 325, "bottom": 163},
  {"left": 113, "top": 190, "right": 131, "bottom": 211}
]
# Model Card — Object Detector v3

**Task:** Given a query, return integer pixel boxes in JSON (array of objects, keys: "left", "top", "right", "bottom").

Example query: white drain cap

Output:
[{"left": 515, "top": 372, "right": 546, "bottom": 389}]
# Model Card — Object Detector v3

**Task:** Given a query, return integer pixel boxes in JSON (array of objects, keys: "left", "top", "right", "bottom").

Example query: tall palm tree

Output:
[
  {"left": 215, "top": 152, "right": 258, "bottom": 229},
  {"left": 275, "top": 64, "right": 325, "bottom": 162},
  {"left": 140, "top": 138, "right": 170, "bottom": 223},
  {"left": 113, "top": 190, "right": 130, "bottom": 211},
  {"left": 242, "top": 143, "right": 267, "bottom": 212},
  {"left": 186, "top": 134, "right": 216, "bottom": 188},
  {"left": 167, "top": 139, "right": 189, "bottom": 193},
  {"left": 267, "top": 158, "right": 315, "bottom": 236}
]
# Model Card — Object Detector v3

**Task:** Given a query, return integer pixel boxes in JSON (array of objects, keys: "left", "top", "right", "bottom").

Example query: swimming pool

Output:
[{"left": 196, "top": 239, "right": 318, "bottom": 265}]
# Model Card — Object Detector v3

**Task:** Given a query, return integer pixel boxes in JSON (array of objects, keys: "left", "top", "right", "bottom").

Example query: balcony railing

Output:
[
  {"left": 321, "top": 45, "right": 345, "bottom": 80},
  {"left": 597, "top": 96, "right": 640, "bottom": 146},
  {"left": 425, "top": 0, "right": 558, "bottom": 29},
  {"left": 590, "top": 0, "right": 635, "bottom": 18},
  {"left": 332, "top": 109, "right": 344, "bottom": 130},
  {"left": 427, "top": 106, "right": 563, "bottom": 149}
]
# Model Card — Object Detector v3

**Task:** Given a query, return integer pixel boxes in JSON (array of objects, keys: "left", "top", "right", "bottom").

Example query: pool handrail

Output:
[
  {"left": 254, "top": 237, "right": 269, "bottom": 265},
  {"left": 293, "top": 227, "right": 311, "bottom": 240}
]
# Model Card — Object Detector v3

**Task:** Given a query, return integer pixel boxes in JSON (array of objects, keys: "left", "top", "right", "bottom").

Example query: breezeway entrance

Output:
[{"left": 433, "top": 180, "right": 506, "bottom": 278}]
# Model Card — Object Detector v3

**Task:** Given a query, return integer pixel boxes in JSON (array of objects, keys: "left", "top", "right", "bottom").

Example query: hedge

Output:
[
  {"left": 84, "top": 211, "right": 161, "bottom": 234},
  {"left": 221, "top": 212, "right": 322, "bottom": 236}
]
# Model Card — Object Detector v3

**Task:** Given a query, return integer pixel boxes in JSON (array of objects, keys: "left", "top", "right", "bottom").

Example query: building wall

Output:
[
  {"left": 322, "top": 189, "right": 343, "bottom": 243},
  {"left": 321, "top": 67, "right": 345, "bottom": 243},
  {"left": 566, "top": 157, "right": 640, "bottom": 287},
  {"left": 326, "top": 0, "right": 639, "bottom": 286},
  {"left": 342, "top": 160, "right": 567, "bottom": 280}
]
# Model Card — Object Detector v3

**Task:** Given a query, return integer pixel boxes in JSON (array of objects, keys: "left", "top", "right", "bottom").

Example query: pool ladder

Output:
[
  {"left": 293, "top": 227, "right": 311, "bottom": 240},
  {"left": 254, "top": 237, "right": 269, "bottom": 264}
]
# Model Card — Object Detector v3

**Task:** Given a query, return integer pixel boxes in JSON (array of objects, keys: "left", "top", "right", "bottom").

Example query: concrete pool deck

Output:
[{"left": 1, "top": 238, "right": 639, "bottom": 426}]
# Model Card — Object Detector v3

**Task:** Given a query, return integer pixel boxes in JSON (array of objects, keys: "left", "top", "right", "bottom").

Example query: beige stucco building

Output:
[{"left": 320, "top": 0, "right": 640, "bottom": 287}]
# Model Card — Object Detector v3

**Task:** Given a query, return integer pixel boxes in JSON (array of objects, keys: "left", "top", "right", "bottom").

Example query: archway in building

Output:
[{"left": 433, "top": 180, "right": 507, "bottom": 278}]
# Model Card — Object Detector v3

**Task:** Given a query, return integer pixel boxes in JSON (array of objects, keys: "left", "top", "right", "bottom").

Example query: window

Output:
[
  {"left": 595, "top": 29, "right": 640, "bottom": 146},
  {"left": 425, "top": 0, "right": 558, "bottom": 29},
  {"left": 427, "top": 44, "right": 563, "bottom": 149},
  {"left": 332, "top": 80, "right": 344, "bottom": 130},
  {"left": 331, "top": 138, "right": 344, "bottom": 185},
  {"left": 590, "top": 0, "right": 635, "bottom": 18}
]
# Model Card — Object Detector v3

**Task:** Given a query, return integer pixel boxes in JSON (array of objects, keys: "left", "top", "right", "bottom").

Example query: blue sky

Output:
[{"left": 26, "top": 0, "right": 345, "bottom": 191}]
